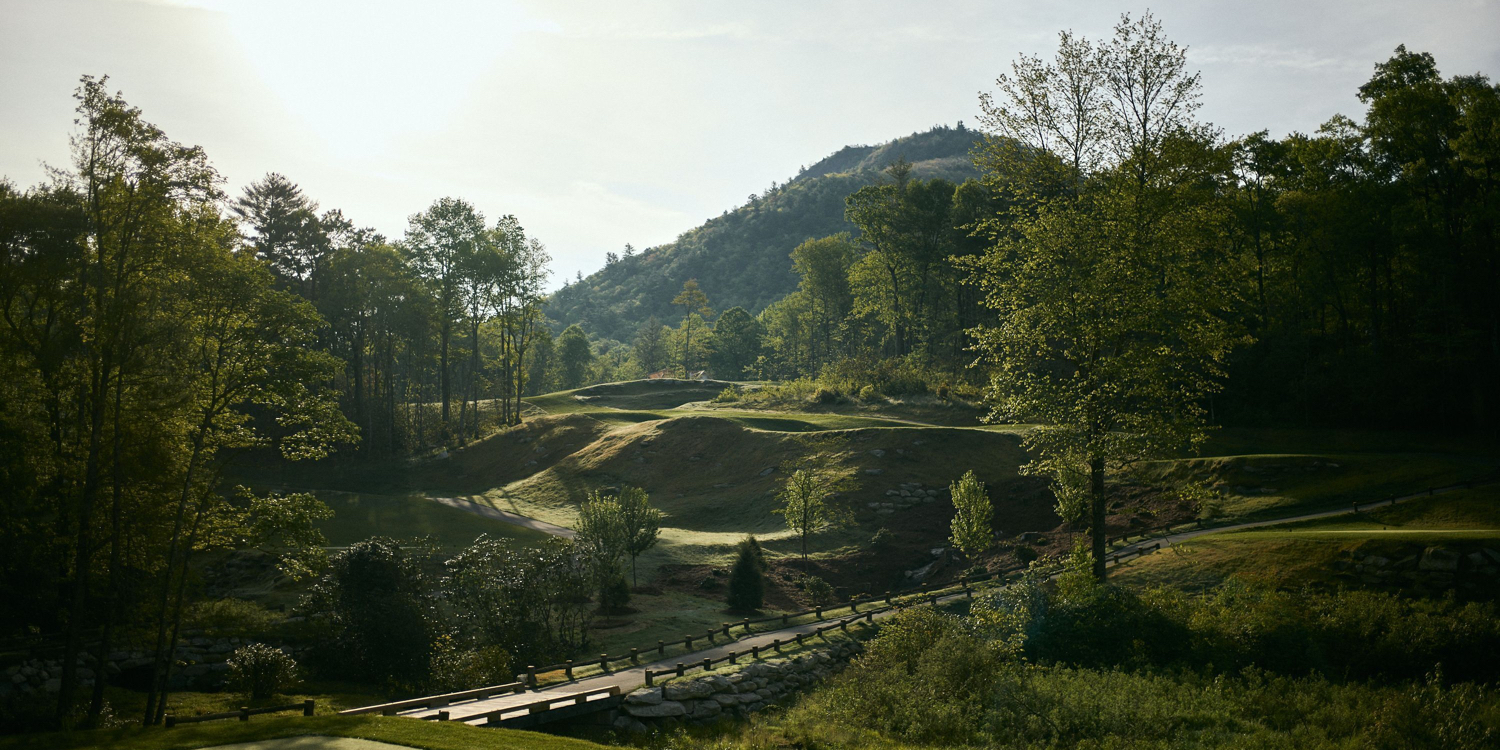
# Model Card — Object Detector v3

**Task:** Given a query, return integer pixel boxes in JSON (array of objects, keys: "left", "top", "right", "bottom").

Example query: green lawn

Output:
[
  {"left": 0, "top": 715, "right": 606, "bottom": 750},
  {"left": 312, "top": 490, "right": 549, "bottom": 550},
  {"left": 1110, "top": 487, "right": 1500, "bottom": 591}
]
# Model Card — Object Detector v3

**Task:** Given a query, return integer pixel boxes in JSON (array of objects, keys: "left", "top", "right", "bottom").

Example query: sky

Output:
[{"left": 3, "top": 1, "right": 1498, "bottom": 288}]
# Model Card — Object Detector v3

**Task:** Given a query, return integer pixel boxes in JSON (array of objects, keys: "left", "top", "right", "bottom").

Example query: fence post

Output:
[
  {"left": 526, "top": 666, "right": 536, "bottom": 688},
  {"left": 773, "top": 639, "right": 781, "bottom": 653},
  {"left": 722, "top": 622, "right": 731, "bottom": 638},
  {"left": 303, "top": 699, "right": 314, "bottom": 717},
  {"left": 645, "top": 670, "right": 654, "bottom": 687},
  {"left": 729, "top": 650, "right": 738, "bottom": 665},
  {"left": 676, "top": 662, "right": 685, "bottom": 677},
  {"left": 815, "top": 605, "right": 822, "bottom": 619},
  {"left": 794, "top": 633, "right": 803, "bottom": 646},
  {"left": 565, "top": 660, "right": 574, "bottom": 680},
  {"left": 436, "top": 710, "right": 449, "bottom": 722},
  {"left": 703, "top": 657, "right": 712, "bottom": 671},
  {"left": 884, "top": 590, "right": 892, "bottom": 604},
  {"left": 685, "top": 635, "right": 694, "bottom": 650},
  {"left": 631, "top": 647, "right": 639, "bottom": 665},
  {"left": 239, "top": 707, "right": 250, "bottom": 722},
  {"left": 600, "top": 654, "right": 609, "bottom": 672},
  {"left": 707, "top": 628, "right": 716, "bottom": 645},
  {"left": 658, "top": 640, "right": 666, "bottom": 656},
  {"left": 165, "top": 715, "right": 177, "bottom": 729},
  {"left": 865, "top": 611, "right": 873, "bottom": 623},
  {"left": 751, "top": 645, "right": 759, "bottom": 659},
  {"left": 742, "top": 617, "right": 751, "bottom": 634},
  {"left": 782, "top": 614, "right": 789, "bottom": 626},
  {"left": 850, "top": 597, "right": 859, "bottom": 613}
]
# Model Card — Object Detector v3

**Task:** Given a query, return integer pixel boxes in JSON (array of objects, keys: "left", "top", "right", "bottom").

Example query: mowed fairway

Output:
[
  {"left": 313, "top": 490, "right": 551, "bottom": 549},
  {"left": 1110, "top": 487, "right": 1500, "bottom": 590}
]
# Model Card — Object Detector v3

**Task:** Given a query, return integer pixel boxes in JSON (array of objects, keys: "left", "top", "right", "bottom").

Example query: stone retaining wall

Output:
[
  {"left": 614, "top": 639, "right": 862, "bottom": 733},
  {"left": 1, "top": 635, "right": 302, "bottom": 698}
]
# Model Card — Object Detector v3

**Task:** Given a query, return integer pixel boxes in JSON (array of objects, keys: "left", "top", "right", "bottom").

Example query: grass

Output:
[
  {"left": 0, "top": 715, "right": 607, "bottom": 750},
  {"left": 311, "top": 490, "right": 550, "bottom": 550},
  {"left": 1110, "top": 487, "right": 1500, "bottom": 591}
]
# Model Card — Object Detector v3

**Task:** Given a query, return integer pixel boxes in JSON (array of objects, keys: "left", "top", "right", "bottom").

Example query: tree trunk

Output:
[
  {"left": 1090, "top": 455, "right": 1107, "bottom": 580},
  {"left": 439, "top": 319, "right": 451, "bottom": 436}
]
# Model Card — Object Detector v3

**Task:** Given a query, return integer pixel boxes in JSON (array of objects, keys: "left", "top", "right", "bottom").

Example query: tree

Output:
[
  {"left": 671, "top": 279, "right": 712, "bottom": 376},
  {"left": 774, "top": 469, "right": 845, "bottom": 571},
  {"left": 231, "top": 173, "right": 328, "bottom": 294},
  {"left": 708, "top": 306, "right": 763, "bottom": 378},
  {"left": 574, "top": 490, "right": 629, "bottom": 605},
  {"left": 404, "top": 197, "right": 487, "bottom": 435},
  {"left": 971, "top": 13, "right": 1242, "bottom": 580},
  {"left": 948, "top": 471, "right": 993, "bottom": 558},
  {"left": 726, "top": 535, "right": 766, "bottom": 612},
  {"left": 305, "top": 538, "right": 438, "bottom": 690},
  {"left": 616, "top": 486, "right": 661, "bottom": 587},
  {"left": 556, "top": 324, "right": 592, "bottom": 389},
  {"left": 632, "top": 317, "right": 669, "bottom": 374}
]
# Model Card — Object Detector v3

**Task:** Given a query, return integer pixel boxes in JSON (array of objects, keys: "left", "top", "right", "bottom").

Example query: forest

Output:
[{"left": 1, "top": 8, "right": 1498, "bottom": 750}]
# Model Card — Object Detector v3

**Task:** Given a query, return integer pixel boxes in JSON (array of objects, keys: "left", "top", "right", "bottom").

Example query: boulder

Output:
[
  {"left": 702, "top": 674, "right": 732, "bottom": 692},
  {"left": 688, "top": 700, "right": 722, "bottom": 720},
  {"left": 1420, "top": 547, "right": 1461, "bottom": 572},
  {"left": 713, "top": 693, "right": 742, "bottom": 706},
  {"left": 625, "top": 687, "right": 664, "bottom": 705},
  {"left": 664, "top": 680, "right": 715, "bottom": 701},
  {"left": 625, "top": 700, "right": 687, "bottom": 718}
]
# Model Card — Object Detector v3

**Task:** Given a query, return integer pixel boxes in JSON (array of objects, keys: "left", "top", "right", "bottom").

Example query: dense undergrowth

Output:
[{"left": 657, "top": 551, "right": 1499, "bottom": 749}]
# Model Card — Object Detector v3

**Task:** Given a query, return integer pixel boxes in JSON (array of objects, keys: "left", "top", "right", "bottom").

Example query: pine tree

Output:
[{"left": 727, "top": 536, "right": 766, "bottom": 612}]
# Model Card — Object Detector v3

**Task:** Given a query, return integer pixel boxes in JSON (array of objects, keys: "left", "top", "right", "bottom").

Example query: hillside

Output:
[{"left": 545, "top": 125, "right": 982, "bottom": 340}]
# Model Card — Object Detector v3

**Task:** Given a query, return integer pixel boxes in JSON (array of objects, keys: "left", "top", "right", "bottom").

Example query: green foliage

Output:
[
  {"left": 556, "top": 324, "right": 592, "bottom": 389},
  {"left": 303, "top": 538, "right": 438, "bottom": 690},
  {"left": 440, "top": 535, "right": 591, "bottom": 671},
  {"left": 427, "top": 635, "right": 512, "bottom": 695},
  {"left": 726, "top": 536, "right": 766, "bottom": 613},
  {"left": 948, "top": 470, "right": 993, "bottom": 557},
  {"left": 707, "top": 306, "right": 764, "bottom": 378},
  {"left": 616, "top": 486, "right": 662, "bottom": 587},
  {"left": 225, "top": 644, "right": 298, "bottom": 700},
  {"left": 598, "top": 569, "right": 632, "bottom": 615},
  {"left": 774, "top": 469, "right": 848, "bottom": 569},
  {"left": 182, "top": 599, "right": 281, "bottom": 640},
  {"left": 800, "top": 575, "right": 834, "bottom": 607}
]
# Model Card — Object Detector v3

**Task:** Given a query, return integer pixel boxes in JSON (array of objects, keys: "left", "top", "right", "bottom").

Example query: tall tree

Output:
[
  {"left": 404, "top": 198, "right": 486, "bottom": 437},
  {"left": 774, "top": 469, "right": 845, "bottom": 572},
  {"left": 616, "top": 486, "right": 661, "bottom": 587},
  {"left": 671, "top": 279, "right": 712, "bottom": 376},
  {"left": 708, "top": 306, "right": 763, "bottom": 378},
  {"left": 948, "top": 471, "right": 993, "bottom": 559},
  {"left": 556, "top": 324, "right": 592, "bottom": 389},
  {"left": 970, "top": 13, "right": 1243, "bottom": 580},
  {"left": 231, "top": 173, "right": 328, "bottom": 295},
  {"left": 632, "top": 317, "right": 669, "bottom": 375}
]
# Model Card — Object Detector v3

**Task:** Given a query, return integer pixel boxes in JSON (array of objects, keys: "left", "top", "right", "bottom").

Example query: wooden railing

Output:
[
  {"left": 165, "top": 700, "right": 314, "bottom": 728},
  {"left": 338, "top": 681, "right": 527, "bottom": 716}
]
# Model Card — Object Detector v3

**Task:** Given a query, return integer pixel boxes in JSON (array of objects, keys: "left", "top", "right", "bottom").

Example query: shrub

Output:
[
  {"left": 226, "top": 643, "right": 298, "bottom": 700},
  {"left": 427, "top": 635, "right": 512, "bottom": 693},
  {"left": 302, "top": 537, "right": 438, "bottom": 689},
  {"left": 1013, "top": 546, "right": 1038, "bottom": 565},
  {"left": 185, "top": 598, "right": 280, "bottom": 639},
  {"left": 599, "top": 570, "right": 631, "bottom": 614},
  {"left": 710, "top": 387, "right": 741, "bottom": 403},
  {"left": 727, "top": 536, "right": 766, "bottom": 612},
  {"left": 869, "top": 528, "right": 893, "bottom": 550},
  {"left": 802, "top": 575, "right": 834, "bottom": 607},
  {"left": 857, "top": 384, "right": 876, "bottom": 401},
  {"left": 936, "top": 383, "right": 951, "bottom": 400},
  {"left": 812, "top": 386, "right": 840, "bottom": 404}
]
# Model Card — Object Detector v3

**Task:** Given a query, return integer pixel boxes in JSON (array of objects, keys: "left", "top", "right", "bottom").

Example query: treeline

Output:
[{"left": 0, "top": 76, "right": 557, "bottom": 726}]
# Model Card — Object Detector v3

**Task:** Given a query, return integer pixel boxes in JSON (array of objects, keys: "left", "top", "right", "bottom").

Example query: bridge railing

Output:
[{"left": 338, "top": 681, "right": 528, "bottom": 716}]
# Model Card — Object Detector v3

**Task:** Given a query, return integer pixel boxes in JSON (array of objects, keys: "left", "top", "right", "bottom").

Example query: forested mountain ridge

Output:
[{"left": 545, "top": 125, "right": 981, "bottom": 340}]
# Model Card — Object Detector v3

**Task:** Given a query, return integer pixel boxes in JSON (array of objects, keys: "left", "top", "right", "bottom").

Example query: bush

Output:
[
  {"left": 869, "top": 528, "right": 893, "bottom": 550},
  {"left": 302, "top": 537, "right": 438, "bottom": 689},
  {"left": 426, "top": 635, "right": 512, "bottom": 693},
  {"left": 802, "top": 575, "right": 834, "bottom": 607},
  {"left": 1013, "top": 545, "right": 1038, "bottom": 565},
  {"left": 185, "top": 598, "right": 280, "bottom": 639},
  {"left": 858, "top": 384, "right": 877, "bottom": 401},
  {"left": 812, "top": 386, "right": 840, "bottom": 404},
  {"left": 599, "top": 569, "right": 631, "bottom": 614},
  {"left": 727, "top": 536, "right": 766, "bottom": 612},
  {"left": 226, "top": 643, "right": 298, "bottom": 700},
  {"left": 710, "top": 387, "right": 741, "bottom": 403},
  {"left": 936, "top": 383, "right": 951, "bottom": 400}
]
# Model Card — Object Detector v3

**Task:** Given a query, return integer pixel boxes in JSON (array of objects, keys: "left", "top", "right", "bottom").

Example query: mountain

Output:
[{"left": 545, "top": 124, "right": 983, "bottom": 340}]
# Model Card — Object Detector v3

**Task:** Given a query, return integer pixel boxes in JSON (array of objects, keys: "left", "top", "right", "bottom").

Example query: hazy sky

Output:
[{"left": 4, "top": 1, "right": 1498, "bottom": 287}]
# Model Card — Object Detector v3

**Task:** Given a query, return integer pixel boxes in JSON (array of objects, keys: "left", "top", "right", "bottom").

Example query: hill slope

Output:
[{"left": 545, "top": 125, "right": 982, "bottom": 340}]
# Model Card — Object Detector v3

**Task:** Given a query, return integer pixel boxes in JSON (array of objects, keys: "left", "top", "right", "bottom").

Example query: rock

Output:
[
  {"left": 1483, "top": 548, "right": 1500, "bottom": 565},
  {"left": 625, "top": 687, "right": 664, "bottom": 705},
  {"left": 869, "top": 449, "right": 885, "bottom": 458},
  {"left": 1366, "top": 556, "right": 1390, "bottom": 568},
  {"left": 877, "top": 509, "right": 894, "bottom": 515},
  {"left": 1468, "top": 552, "right": 1487, "bottom": 567},
  {"left": 759, "top": 467, "right": 775, "bottom": 476},
  {"left": 689, "top": 700, "right": 722, "bottom": 720},
  {"left": 42, "top": 678, "right": 60, "bottom": 693},
  {"left": 703, "top": 675, "right": 732, "bottom": 692},
  {"left": 713, "top": 693, "right": 742, "bottom": 706},
  {"left": 626, "top": 700, "right": 687, "bottom": 718},
  {"left": 930, "top": 547, "right": 946, "bottom": 557},
  {"left": 9, "top": 674, "right": 23, "bottom": 685},
  {"left": 1420, "top": 547, "right": 1461, "bottom": 572},
  {"left": 664, "top": 680, "right": 715, "bottom": 701}
]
